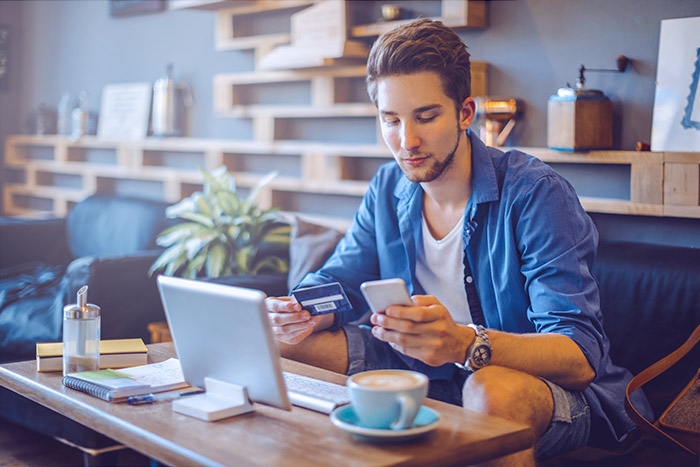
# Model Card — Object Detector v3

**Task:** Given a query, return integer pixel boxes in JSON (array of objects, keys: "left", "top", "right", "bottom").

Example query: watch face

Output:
[{"left": 473, "top": 345, "right": 491, "bottom": 367}]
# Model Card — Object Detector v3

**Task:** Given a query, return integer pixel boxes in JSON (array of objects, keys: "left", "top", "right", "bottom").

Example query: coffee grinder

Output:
[{"left": 547, "top": 56, "right": 628, "bottom": 151}]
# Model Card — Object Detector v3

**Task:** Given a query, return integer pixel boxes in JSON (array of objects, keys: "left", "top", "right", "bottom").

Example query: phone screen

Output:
[{"left": 360, "top": 278, "right": 412, "bottom": 313}]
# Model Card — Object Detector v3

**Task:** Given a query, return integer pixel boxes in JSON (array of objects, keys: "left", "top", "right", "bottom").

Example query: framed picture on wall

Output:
[
  {"left": 651, "top": 16, "right": 700, "bottom": 152},
  {"left": 109, "top": 0, "right": 165, "bottom": 18}
]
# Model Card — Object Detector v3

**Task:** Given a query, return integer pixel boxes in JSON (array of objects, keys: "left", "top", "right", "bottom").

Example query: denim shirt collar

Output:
[
  {"left": 392, "top": 130, "right": 500, "bottom": 225},
  {"left": 391, "top": 130, "right": 499, "bottom": 290}
]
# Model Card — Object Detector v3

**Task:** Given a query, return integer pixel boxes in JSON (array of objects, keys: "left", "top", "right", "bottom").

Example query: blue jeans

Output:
[{"left": 344, "top": 323, "right": 591, "bottom": 459}]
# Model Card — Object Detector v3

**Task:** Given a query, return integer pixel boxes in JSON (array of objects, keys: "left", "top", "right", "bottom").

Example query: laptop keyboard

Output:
[{"left": 283, "top": 372, "right": 351, "bottom": 414}]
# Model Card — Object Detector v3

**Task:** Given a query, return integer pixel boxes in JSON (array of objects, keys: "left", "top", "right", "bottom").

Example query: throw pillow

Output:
[{"left": 285, "top": 215, "right": 345, "bottom": 291}]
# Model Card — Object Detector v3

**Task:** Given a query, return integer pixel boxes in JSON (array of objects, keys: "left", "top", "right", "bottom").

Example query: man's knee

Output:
[
  {"left": 462, "top": 366, "right": 553, "bottom": 435},
  {"left": 462, "top": 366, "right": 520, "bottom": 411}
]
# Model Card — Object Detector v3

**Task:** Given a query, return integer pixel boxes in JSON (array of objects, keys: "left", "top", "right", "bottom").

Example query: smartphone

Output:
[{"left": 360, "top": 278, "right": 413, "bottom": 313}]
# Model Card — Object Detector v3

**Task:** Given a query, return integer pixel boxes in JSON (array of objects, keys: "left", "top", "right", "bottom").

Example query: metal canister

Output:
[
  {"left": 63, "top": 285, "right": 101, "bottom": 375},
  {"left": 151, "top": 64, "right": 193, "bottom": 137}
]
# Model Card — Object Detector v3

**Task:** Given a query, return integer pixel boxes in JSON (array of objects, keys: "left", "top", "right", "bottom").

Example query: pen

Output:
[{"left": 128, "top": 389, "right": 204, "bottom": 405}]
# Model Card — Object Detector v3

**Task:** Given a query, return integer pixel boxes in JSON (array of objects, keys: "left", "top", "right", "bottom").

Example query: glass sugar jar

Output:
[{"left": 63, "top": 285, "right": 101, "bottom": 375}]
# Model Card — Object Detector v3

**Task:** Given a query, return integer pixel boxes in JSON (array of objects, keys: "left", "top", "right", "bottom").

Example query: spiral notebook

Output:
[{"left": 62, "top": 358, "right": 188, "bottom": 402}]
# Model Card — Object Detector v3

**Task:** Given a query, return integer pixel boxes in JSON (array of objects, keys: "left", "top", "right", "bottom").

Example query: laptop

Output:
[{"left": 157, "top": 275, "right": 291, "bottom": 411}]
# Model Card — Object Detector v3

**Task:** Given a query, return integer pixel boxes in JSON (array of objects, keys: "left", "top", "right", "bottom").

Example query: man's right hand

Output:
[{"left": 265, "top": 296, "right": 318, "bottom": 345}]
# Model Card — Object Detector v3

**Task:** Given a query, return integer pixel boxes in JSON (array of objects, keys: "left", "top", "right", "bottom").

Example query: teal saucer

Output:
[{"left": 330, "top": 405, "right": 440, "bottom": 442}]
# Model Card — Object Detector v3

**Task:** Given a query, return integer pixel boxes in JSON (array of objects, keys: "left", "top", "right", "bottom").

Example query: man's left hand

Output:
[{"left": 370, "top": 295, "right": 475, "bottom": 367}]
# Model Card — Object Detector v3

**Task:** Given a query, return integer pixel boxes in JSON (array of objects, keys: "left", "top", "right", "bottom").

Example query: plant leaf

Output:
[
  {"left": 205, "top": 243, "right": 227, "bottom": 278},
  {"left": 217, "top": 191, "right": 240, "bottom": 216},
  {"left": 193, "top": 192, "right": 213, "bottom": 217},
  {"left": 235, "top": 246, "right": 255, "bottom": 274},
  {"left": 251, "top": 255, "right": 289, "bottom": 274},
  {"left": 184, "top": 233, "right": 217, "bottom": 260},
  {"left": 164, "top": 251, "right": 188, "bottom": 276},
  {"left": 262, "top": 225, "right": 292, "bottom": 245},
  {"left": 245, "top": 171, "right": 278, "bottom": 207},
  {"left": 156, "top": 222, "right": 209, "bottom": 247},
  {"left": 185, "top": 250, "right": 208, "bottom": 278},
  {"left": 148, "top": 243, "right": 188, "bottom": 276},
  {"left": 178, "top": 212, "right": 215, "bottom": 228},
  {"left": 165, "top": 197, "right": 197, "bottom": 218}
]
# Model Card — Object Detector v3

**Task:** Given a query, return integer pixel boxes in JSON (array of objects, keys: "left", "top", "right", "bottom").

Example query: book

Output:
[
  {"left": 62, "top": 358, "right": 188, "bottom": 402},
  {"left": 36, "top": 338, "right": 148, "bottom": 372}
]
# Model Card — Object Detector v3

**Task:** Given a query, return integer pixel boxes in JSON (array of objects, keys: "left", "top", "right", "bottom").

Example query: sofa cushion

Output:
[
  {"left": 0, "top": 262, "right": 65, "bottom": 359},
  {"left": 594, "top": 240, "right": 700, "bottom": 415},
  {"left": 67, "top": 195, "right": 172, "bottom": 258}
]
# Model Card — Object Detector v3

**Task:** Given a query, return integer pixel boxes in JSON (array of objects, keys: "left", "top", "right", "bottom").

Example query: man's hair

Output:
[{"left": 366, "top": 19, "right": 472, "bottom": 109}]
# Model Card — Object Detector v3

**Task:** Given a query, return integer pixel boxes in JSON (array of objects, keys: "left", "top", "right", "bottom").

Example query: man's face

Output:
[{"left": 376, "top": 71, "right": 474, "bottom": 184}]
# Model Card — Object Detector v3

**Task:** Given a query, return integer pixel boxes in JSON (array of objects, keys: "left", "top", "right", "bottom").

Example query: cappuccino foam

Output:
[{"left": 353, "top": 371, "right": 423, "bottom": 390}]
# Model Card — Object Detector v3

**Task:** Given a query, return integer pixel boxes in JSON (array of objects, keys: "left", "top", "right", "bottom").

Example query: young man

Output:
[{"left": 266, "top": 19, "right": 651, "bottom": 463}]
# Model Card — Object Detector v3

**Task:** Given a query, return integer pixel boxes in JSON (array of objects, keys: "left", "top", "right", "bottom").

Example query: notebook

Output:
[{"left": 62, "top": 358, "right": 187, "bottom": 402}]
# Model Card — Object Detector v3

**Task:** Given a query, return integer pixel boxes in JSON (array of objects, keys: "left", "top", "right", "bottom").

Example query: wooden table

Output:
[{"left": 0, "top": 343, "right": 534, "bottom": 466}]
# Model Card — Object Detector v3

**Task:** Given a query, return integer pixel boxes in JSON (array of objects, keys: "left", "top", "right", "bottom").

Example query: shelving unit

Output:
[
  {"left": 6, "top": 1, "right": 699, "bottom": 224},
  {"left": 6, "top": 135, "right": 700, "bottom": 223},
  {"left": 3, "top": 135, "right": 393, "bottom": 226}
]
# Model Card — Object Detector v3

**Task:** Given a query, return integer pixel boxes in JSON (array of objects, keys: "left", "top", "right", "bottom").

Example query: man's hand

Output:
[
  {"left": 370, "top": 295, "right": 474, "bottom": 367},
  {"left": 265, "top": 296, "right": 317, "bottom": 345}
]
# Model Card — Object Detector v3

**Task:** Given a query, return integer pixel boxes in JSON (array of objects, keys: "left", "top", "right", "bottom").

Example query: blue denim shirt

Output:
[{"left": 298, "top": 131, "right": 652, "bottom": 448}]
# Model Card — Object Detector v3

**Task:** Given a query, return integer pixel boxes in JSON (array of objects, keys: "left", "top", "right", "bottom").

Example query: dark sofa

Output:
[{"left": 0, "top": 194, "right": 179, "bottom": 361}]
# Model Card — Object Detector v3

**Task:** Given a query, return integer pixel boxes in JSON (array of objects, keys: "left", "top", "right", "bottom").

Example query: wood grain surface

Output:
[{"left": 0, "top": 343, "right": 534, "bottom": 466}]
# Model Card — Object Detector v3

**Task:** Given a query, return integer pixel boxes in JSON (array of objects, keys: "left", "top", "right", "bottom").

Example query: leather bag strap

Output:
[{"left": 625, "top": 324, "right": 700, "bottom": 455}]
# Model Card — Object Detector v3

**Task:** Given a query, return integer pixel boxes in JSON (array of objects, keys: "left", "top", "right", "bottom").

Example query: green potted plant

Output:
[{"left": 149, "top": 166, "right": 290, "bottom": 279}]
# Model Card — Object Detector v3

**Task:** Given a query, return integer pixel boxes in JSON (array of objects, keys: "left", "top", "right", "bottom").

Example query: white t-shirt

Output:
[{"left": 415, "top": 213, "right": 473, "bottom": 325}]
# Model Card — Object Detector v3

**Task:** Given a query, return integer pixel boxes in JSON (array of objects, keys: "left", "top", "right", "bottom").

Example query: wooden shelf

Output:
[
  {"left": 214, "top": 1, "right": 317, "bottom": 15},
  {"left": 217, "top": 104, "right": 377, "bottom": 118},
  {"left": 5, "top": 136, "right": 700, "bottom": 221},
  {"left": 510, "top": 146, "right": 700, "bottom": 218},
  {"left": 350, "top": 0, "right": 487, "bottom": 38},
  {"left": 169, "top": 0, "right": 239, "bottom": 11}
]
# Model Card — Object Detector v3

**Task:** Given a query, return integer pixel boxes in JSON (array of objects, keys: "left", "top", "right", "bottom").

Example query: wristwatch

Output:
[{"left": 457, "top": 324, "right": 491, "bottom": 372}]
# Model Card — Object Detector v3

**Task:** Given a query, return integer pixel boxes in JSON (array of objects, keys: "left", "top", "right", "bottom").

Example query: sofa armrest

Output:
[
  {"left": 0, "top": 218, "right": 71, "bottom": 268},
  {"left": 63, "top": 251, "right": 166, "bottom": 343}
]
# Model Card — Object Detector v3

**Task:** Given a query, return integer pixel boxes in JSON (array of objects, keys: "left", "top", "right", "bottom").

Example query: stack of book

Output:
[{"left": 36, "top": 338, "right": 148, "bottom": 372}]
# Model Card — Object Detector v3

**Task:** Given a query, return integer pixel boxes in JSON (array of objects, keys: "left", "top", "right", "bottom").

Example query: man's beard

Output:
[{"left": 401, "top": 125, "right": 463, "bottom": 183}]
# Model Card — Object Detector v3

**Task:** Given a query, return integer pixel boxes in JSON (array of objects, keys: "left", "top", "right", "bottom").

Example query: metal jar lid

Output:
[{"left": 64, "top": 285, "right": 101, "bottom": 319}]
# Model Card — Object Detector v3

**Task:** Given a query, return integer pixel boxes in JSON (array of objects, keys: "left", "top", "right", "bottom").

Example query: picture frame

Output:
[
  {"left": 650, "top": 16, "right": 700, "bottom": 152},
  {"left": 109, "top": 0, "right": 166, "bottom": 18}
]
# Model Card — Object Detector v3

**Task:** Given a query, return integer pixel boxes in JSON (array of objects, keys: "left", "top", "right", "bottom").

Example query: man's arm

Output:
[
  {"left": 487, "top": 330, "right": 595, "bottom": 391},
  {"left": 372, "top": 296, "right": 595, "bottom": 391}
]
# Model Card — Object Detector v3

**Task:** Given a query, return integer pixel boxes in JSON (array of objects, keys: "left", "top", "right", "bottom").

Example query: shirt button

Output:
[{"left": 466, "top": 276, "right": 473, "bottom": 284}]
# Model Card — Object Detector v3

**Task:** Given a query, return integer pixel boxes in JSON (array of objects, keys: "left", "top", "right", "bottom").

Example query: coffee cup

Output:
[{"left": 347, "top": 369, "right": 428, "bottom": 430}]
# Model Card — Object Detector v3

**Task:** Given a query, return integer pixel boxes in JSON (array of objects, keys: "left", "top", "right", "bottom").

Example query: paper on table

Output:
[{"left": 118, "top": 358, "right": 185, "bottom": 388}]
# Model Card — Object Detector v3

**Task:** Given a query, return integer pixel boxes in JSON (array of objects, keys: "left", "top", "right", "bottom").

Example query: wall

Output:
[
  {"left": 0, "top": 1, "right": 22, "bottom": 214},
  {"left": 1, "top": 0, "right": 700, "bottom": 246}
]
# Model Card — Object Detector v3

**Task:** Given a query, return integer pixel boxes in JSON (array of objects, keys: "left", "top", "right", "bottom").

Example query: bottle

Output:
[
  {"left": 63, "top": 285, "right": 101, "bottom": 375},
  {"left": 57, "top": 92, "right": 71, "bottom": 135},
  {"left": 71, "top": 91, "right": 88, "bottom": 141}
]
